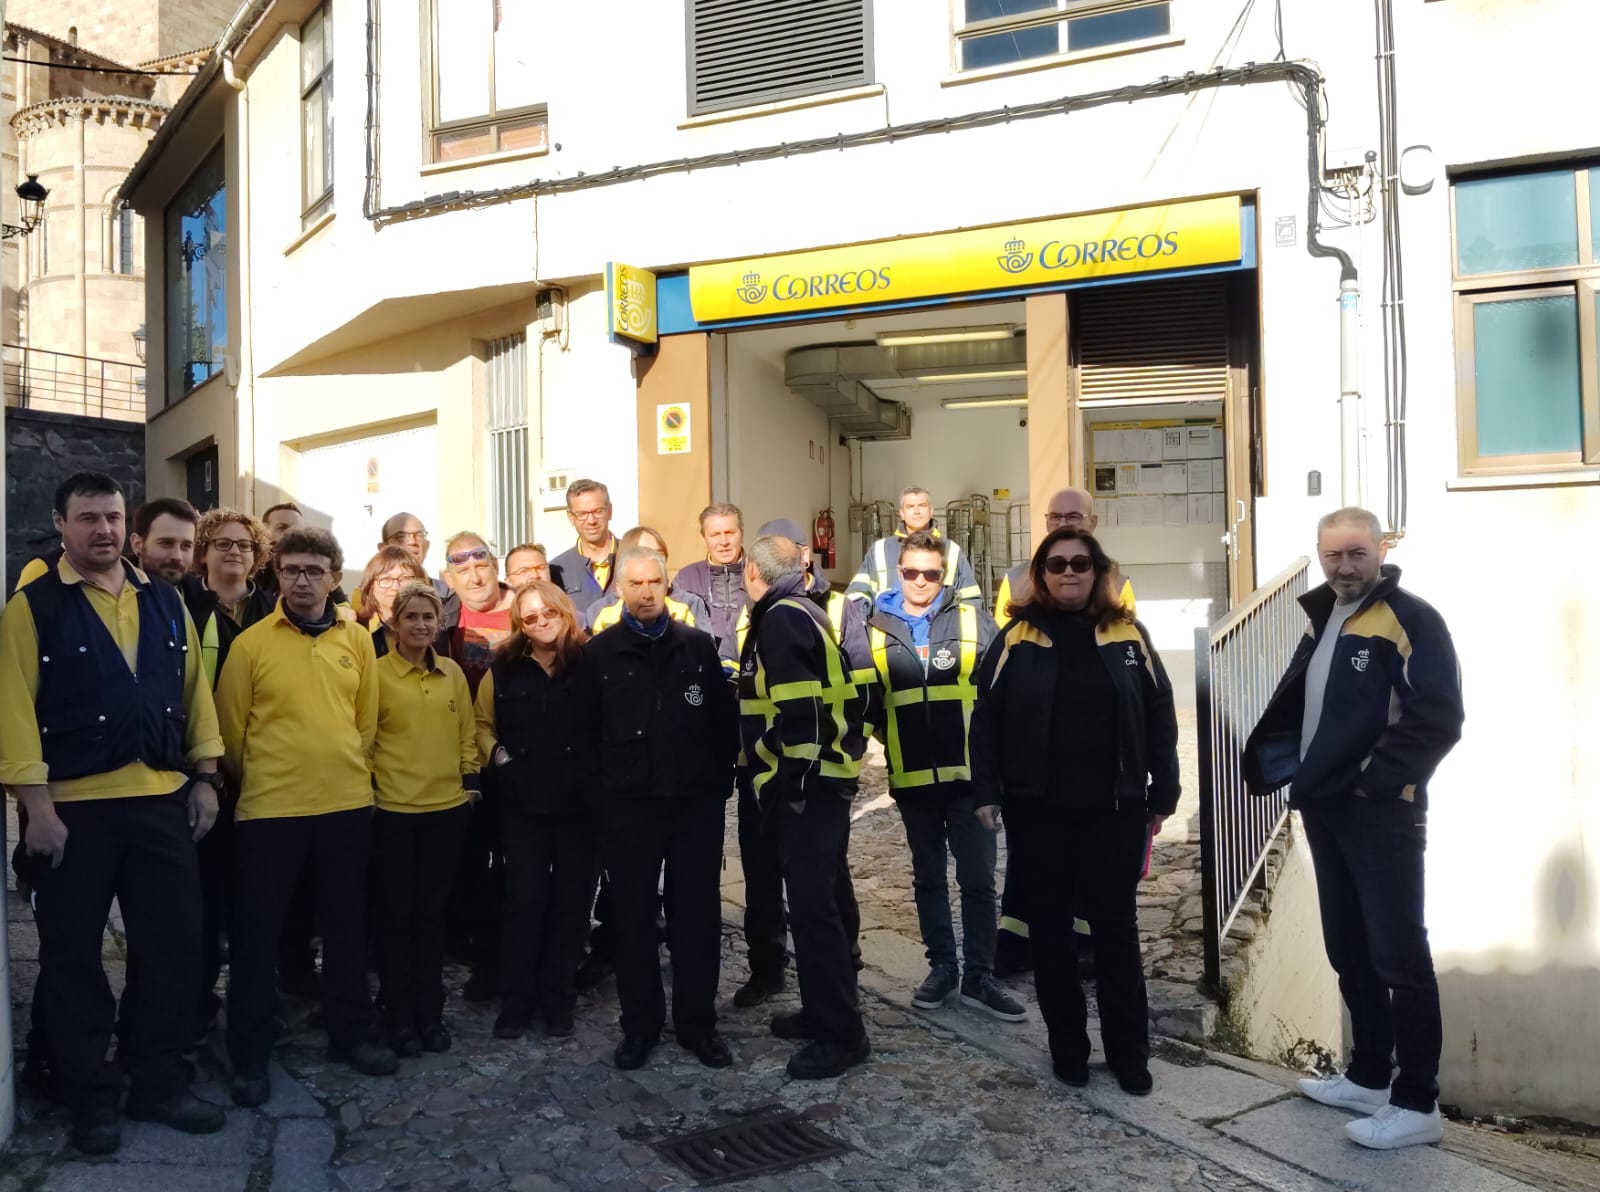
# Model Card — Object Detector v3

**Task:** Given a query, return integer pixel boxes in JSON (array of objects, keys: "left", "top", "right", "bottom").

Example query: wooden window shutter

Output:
[
  {"left": 688, "top": 0, "right": 872, "bottom": 116},
  {"left": 1074, "top": 278, "right": 1231, "bottom": 403}
]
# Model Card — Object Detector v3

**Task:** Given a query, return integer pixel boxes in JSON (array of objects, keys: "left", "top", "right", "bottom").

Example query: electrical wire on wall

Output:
[{"left": 1373, "top": 0, "right": 1409, "bottom": 537}]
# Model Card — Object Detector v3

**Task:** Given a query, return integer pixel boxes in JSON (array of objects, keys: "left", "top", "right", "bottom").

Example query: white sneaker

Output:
[
  {"left": 1345, "top": 1104, "right": 1444, "bottom": 1150},
  {"left": 1298, "top": 1073, "right": 1391, "bottom": 1113}
]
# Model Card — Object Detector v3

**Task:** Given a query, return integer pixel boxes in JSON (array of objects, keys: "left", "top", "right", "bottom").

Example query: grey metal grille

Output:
[
  {"left": 653, "top": 1104, "right": 850, "bottom": 1185},
  {"left": 688, "top": 0, "right": 871, "bottom": 115},
  {"left": 486, "top": 334, "right": 528, "bottom": 554}
]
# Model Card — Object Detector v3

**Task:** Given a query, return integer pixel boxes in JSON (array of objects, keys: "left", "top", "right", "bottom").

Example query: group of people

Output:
[{"left": 0, "top": 468, "right": 1462, "bottom": 1157}]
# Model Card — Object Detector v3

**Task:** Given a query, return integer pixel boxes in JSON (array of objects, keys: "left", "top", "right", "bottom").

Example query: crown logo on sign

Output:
[
  {"left": 997, "top": 237, "right": 1033, "bottom": 275},
  {"left": 736, "top": 270, "right": 768, "bottom": 305}
]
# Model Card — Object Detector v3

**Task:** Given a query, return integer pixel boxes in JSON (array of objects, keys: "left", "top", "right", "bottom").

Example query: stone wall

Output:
[{"left": 4, "top": 405, "right": 143, "bottom": 593}]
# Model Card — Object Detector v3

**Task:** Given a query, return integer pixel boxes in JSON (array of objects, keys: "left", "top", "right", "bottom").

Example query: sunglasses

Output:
[
  {"left": 1043, "top": 554, "right": 1095, "bottom": 576},
  {"left": 448, "top": 547, "right": 491, "bottom": 566},
  {"left": 519, "top": 609, "right": 561, "bottom": 627},
  {"left": 898, "top": 567, "right": 945, "bottom": 583}
]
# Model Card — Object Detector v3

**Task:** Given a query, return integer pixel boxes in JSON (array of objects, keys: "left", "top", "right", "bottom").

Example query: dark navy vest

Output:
[{"left": 22, "top": 560, "right": 191, "bottom": 781}]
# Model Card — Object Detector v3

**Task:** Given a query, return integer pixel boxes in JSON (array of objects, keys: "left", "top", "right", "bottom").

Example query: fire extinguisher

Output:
[{"left": 813, "top": 508, "right": 836, "bottom": 570}]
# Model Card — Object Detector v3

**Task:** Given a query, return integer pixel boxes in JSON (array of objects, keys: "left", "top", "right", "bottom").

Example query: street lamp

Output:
[
  {"left": 2, "top": 174, "right": 49, "bottom": 239},
  {"left": 132, "top": 325, "right": 147, "bottom": 363}
]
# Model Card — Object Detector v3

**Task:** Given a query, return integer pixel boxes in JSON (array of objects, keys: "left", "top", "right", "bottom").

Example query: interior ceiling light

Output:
[
  {"left": 904, "top": 367, "right": 1028, "bottom": 383},
  {"left": 875, "top": 324, "right": 1017, "bottom": 348},
  {"left": 941, "top": 395, "right": 1029, "bottom": 410}
]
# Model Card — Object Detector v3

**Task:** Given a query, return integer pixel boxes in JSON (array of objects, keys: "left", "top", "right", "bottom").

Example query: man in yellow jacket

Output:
[
  {"left": 0, "top": 472, "right": 224, "bottom": 1155},
  {"left": 215, "top": 525, "right": 397, "bottom": 1107}
]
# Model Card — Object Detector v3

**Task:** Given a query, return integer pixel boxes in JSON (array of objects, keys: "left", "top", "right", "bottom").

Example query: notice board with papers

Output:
[{"left": 1088, "top": 419, "right": 1226, "bottom": 528}]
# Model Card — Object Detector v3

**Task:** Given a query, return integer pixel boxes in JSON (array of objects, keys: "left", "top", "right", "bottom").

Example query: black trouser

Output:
[
  {"left": 997, "top": 842, "right": 1093, "bottom": 969},
  {"left": 738, "top": 779, "right": 862, "bottom": 979},
  {"left": 371, "top": 803, "right": 472, "bottom": 1034},
  {"left": 1006, "top": 800, "right": 1149, "bottom": 1074},
  {"left": 197, "top": 797, "right": 236, "bottom": 1026},
  {"left": 499, "top": 804, "right": 601, "bottom": 1016},
  {"left": 30, "top": 790, "right": 200, "bottom": 1116},
  {"left": 775, "top": 789, "right": 865, "bottom": 1046},
  {"left": 1300, "top": 797, "right": 1440, "bottom": 1113},
  {"left": 448, "top": 794, "right": 503, "bottom": 974},
  {"left": 278, "top": 868, "right": 318, "bottom": 984},
  {"left": 605, "top": 797, "right": 725, "bottom": 1043},
  {"left": 228, "top": 807, "right": 377, "bottom": 1071}
]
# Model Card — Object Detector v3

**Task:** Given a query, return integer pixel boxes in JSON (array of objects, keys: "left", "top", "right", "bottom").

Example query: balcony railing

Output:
[
  {"left": 1194, "top": 555, "right": 1311, "bottom": 990},
  {"left": 2, "top": 344, "right": 145, "bottom": 421}
]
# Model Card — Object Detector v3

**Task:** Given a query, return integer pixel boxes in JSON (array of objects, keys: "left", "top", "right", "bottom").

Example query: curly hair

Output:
[{"left": 194, "top": 507, "right": 272, "bottom": 580}]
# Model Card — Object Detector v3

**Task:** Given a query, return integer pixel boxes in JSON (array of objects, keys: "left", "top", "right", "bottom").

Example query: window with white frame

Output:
[
  {"left": 426, "top": 0, "right": 547, "bottom": 163},
  {"left": 954, "top": 0, "right": 1172, "bottom": 72},
  {"left": 1451, "top": 163, "right": 1600, "bottom": 475},
  {"left": 302, "top": 2, "right": 334, "bottom": 220}
]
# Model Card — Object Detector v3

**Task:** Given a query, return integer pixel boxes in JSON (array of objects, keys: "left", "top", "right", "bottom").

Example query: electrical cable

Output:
[
  {"left": 2, "top": 54, "right": 200, "bottom": 76},
  {"left": 1373, "top": 0, "right": 1408, "bottom": 535}
]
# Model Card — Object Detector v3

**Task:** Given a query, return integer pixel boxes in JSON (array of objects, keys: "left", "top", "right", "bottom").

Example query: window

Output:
[
  {"left": 118, "top": 206, "right": 134, "bottom": 275},
  {"left": 1452, "top": 164, "right": 1600, "bottom": 474},
  {"left": 955, "top": 0, "right": 1171, "bottom": 72},
  {"left": 163, "top": 148, "right": 226, "bottom": 406},
  {"left": 302, "top": 3, "right": 334, "bottom": 220},
  {"left": 486, "top": 334, "right": 529, "bottom": 552},
  {"left": 687, "top": 0, "right": 871, "bottom": 116},
  {"left": 426, "top": 0, "right": 547, "bottom": 163}
]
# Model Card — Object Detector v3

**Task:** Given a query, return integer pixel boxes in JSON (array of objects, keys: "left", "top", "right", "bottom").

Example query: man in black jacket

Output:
[
  {"left": 740, "top": 534, "right": 872, "bottom": 1079},
  {"left": 580, "top": 545, "right": 738, "bottom": 1071},
  {"left": 1244, "top": 508, "right": 1463, "bottom": 1151}
]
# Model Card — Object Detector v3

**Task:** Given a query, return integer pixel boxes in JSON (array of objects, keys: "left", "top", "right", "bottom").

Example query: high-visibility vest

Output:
[
  {"left": 868, "top": 602, "right": 982, "bottom": 790},
  {"left": 589, "top": 594, "right": 698, "bottom": 635}
]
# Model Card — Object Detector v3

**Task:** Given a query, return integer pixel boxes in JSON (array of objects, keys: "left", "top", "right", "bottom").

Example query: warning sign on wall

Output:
[{"left": 657, "top": 403, "right": 691, "bottom": 455}]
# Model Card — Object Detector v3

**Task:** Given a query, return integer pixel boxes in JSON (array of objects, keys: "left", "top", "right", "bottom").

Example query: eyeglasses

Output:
[
  {"left": 570, "top": 508, "right": 609, "bottom": 523},
  {"left": 211, "top": 538, "right": 256, "bottom": 554},
  {"left": 278, "top": 565, "right": 328, "bottom": 584},
  {"left": 447, "top": 547, "right": 491, "bottom": 566},
  {"left": 1045, "top": 511, "right": 1090, "bottom": 526},
  {"left": 1043, "top": 554, "right": 1094, "bottom": 576},
  {"left": 519, "top": 609, "right": 561, "bottom": 627},
  {"left": 373, "top": 574, "right": 411, "bottom": 591},
  {"left": 898, "top": 567, "right": 945, "bottom": 583}
]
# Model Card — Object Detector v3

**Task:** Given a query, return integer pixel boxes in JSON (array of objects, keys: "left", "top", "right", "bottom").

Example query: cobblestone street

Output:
[{"left": 0, "top": 784, "right": 1566, "bottom": 1192}]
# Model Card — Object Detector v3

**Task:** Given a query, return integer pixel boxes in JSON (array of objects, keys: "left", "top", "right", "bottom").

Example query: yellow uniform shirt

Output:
[
  {"left": 473, "top": 668, "right": 501, "bottom": 766},
  {"left": 215, "top": 604, "right": 379, "bottom": 821},
  {"left": 371, "top": 648, "right": 476, "bottom": 814},
  {"left": 15, "top": 555, "right": 50, "bottom": 590},
  {"left": 0, "top": 558, "right": 223, "bottom": 800}
]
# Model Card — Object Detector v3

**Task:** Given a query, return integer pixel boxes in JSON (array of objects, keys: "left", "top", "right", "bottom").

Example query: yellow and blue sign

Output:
[
  {"left": 606, "top": 261, "right": 658, "bottom": 346},
  {"left": 686, "top": 196, "right": 1242, "bottom": 324}
]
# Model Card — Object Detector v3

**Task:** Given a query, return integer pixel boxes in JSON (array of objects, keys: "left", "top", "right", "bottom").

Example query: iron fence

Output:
[
  {"left": 2, "top": 344, "right": 145, "bottom": 420},
  {"left": 1195, "top": 555, "right": 1310, "bottom": 990}
]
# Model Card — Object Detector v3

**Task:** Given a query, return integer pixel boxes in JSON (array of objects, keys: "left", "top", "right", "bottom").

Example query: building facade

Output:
[
  {"left": 123, "top": 0, "right": 1599, "bottom": 1120},
  {"left": 2, "top": 0, "right": 230, "bottom": 422}
]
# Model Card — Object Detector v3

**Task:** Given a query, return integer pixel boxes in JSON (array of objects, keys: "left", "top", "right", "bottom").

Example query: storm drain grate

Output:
[{"left": 652, "top": 1104, "right": 850, "bottom": 1185}]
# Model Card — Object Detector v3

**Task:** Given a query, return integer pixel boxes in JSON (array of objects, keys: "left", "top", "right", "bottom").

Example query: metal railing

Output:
[
  {"left": 1195, "top": 555, "right": 1311, "bottom": 990},
  {"left": 2, "top": 344, "right": 145, "bottom": 420}
]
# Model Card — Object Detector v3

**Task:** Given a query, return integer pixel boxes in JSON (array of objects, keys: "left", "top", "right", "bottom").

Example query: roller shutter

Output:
[
  {"left": 1074, "top": 278, "right": 1230, "bottom": 403},
  {"left": 688, "top": 0, "right": 872, "bottom": 116}
]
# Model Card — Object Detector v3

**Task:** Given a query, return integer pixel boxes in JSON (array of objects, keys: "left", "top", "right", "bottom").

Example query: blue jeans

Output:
[
  {"left": 1299, "top": 796, "right": 1441, "bottom": 1113},
  {"left": 896, "top": 789, "right": 998, "bottom": 977}
]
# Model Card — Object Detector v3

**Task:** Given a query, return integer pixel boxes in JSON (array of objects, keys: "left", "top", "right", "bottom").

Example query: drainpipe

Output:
[
  {"left": 75, "top": 107, "right": 88, "bottom": 366},
  {"left": 1338, "top": 276, "right": 1362, "bottom": 505},
  {"left": 222, "top": 54, "right": 252, "bottom": 511}
]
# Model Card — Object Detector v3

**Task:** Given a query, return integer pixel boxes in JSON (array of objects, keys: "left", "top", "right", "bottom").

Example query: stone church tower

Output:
[{"left": 2, "top": 0, "right": 233, "bottom": 418}]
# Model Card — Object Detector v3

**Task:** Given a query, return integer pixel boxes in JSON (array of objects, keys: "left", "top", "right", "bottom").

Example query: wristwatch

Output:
[{"left": 193, "top": 772, "right": 223, "bottom": 789}]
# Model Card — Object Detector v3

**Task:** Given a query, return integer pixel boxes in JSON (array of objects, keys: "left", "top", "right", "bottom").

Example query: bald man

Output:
[{"left": 992, "top": 486, "right": 1134, "bottom": 980}]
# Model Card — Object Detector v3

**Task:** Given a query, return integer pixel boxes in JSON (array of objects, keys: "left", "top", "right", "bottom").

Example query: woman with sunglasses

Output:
[
  {"left": 474, "top": 580, "right": 599, "bottom": 1040},
  {"left": 355, "top": 546, "right": 428, "bottom": 655},
  {"left": 969, "top": 527, "right": 1180, "bottom": 1095}
]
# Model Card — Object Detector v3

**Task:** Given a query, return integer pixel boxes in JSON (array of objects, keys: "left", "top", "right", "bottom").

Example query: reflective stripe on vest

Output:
[
  {"left": 591, "top": 594, "right": 697, "bottom": 635},
  {"left": 742, "top": 597, "right": 860, "bottom": 794}
]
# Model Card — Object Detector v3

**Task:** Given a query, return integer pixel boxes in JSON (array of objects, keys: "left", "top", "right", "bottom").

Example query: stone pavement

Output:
[{"left": 0, "top": 789, "right": 1564, "bottom": 1192}]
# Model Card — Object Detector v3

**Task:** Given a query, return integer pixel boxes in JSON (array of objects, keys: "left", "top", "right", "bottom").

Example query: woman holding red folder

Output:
[{"left": 969, "top": 527, "right": 1180, "bottom": 1095}]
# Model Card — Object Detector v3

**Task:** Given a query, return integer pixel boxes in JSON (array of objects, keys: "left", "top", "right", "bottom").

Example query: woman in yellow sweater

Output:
[{"left": 369, "top": 581, "right": 479, "bottom": 1056}]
